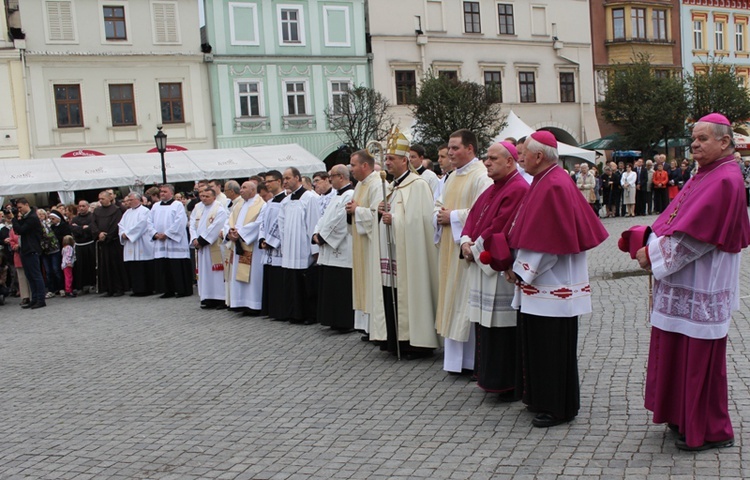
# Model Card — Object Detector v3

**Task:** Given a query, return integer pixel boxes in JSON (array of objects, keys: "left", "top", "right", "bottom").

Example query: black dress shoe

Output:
[
  {"left": 497, "top": 391, "right": 519, "bottom": 403},
  {"left": 112, "top": 292, "right": 124, "bottom": 297},
  {"left": 200, "top": 304, "right": 214, "bottom": 309},
  {"left": 532, "top": 413, "right": 572, "bottom": 428},
  {"left": 403, "top": 351, "right": 434, "bottom": 360},
  {"left": 175, "top": 292, "right": 192, "bottom": 298},
  {"left": 667, "top": 423, "right": 680, "bottom": 433},
  {"left": 302, "top": 319, "right": 316, "bottom": 325},
  {"left": 675, "top": 437, "right": 734, "bottom": 451},
  {"left": 243, "top": 309, "right": 262, "bottom": 317},
  {"left": 159, "top": 292, "right": 175, "bottom": 299},
  {"left": 30, "top": 302, "right": 46, "bottom": 309},
  {"left": 215, "top": 304, "right": 228, "bottom": 310},
  {"left": 102, "top": 292, "right": 114, "bottom": 297},
  {"left": 21, "top": 302, "right": 33, "bottom": 309},
  {"left": 360, "top": 334, "right": 370, "bottom": 342}
]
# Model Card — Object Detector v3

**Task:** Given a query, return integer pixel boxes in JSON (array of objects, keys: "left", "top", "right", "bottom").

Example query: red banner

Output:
[
  {"left": 147, "top": 145, "right": 188, "bottom": 153},
  {"left": 61, "top": 149, "right": 105, "bottom": 157}
]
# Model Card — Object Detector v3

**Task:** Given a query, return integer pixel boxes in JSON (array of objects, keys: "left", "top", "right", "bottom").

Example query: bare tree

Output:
[{"left": 325, "top": 86, "right": 394, "bottom": 151}]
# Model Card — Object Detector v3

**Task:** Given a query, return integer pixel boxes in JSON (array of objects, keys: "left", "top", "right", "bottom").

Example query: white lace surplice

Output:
[{"left": 648, "top": 232, "right": 740, "bottom": 340}]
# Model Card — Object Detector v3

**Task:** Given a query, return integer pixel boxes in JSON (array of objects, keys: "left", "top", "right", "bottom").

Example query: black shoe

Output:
[
  {"left": 360, "top": 334, "right": 370, "bottom": 342},
  {"left": 112, "top": 292, "right": 124, "bottom": 297},
  {"left": 403, "top": 351, "right": 434, "bottom": 360},
  {"left": 175, "top": 292, "right": 192, "bottom": 298},
  {"left": 497, "top": 391, "right": 519, "bottom": 403},
  {"left": 20, "top": 298, "right": 30, "bottom": 306},
  {"left": 200, "top": 304, "right": 214, "bottom": 309},
  {"left": 302, "top": 319, "right": 316, "bottom": 325},
  {"left": 243, "top": 309, "right": 262, "bottom": 317},
  {"left": 667, "top": 423, "right": 680, "bottom": 433},
  {"left": 228, "top": 307, "right": 245, "bottom": 312},
  {"left": 675, "top": 437, "right": 734, "bottom": 451},
  {"left": 30, "top": 302, "right": 46, "bottom": 309},
  {"left": 532, "top": 413, "right": 572, "bottom": 428},
  {"left": 21, "top": 302, "right": 32, "bottom": 309},
  {"left": 102, "top": 292, "right": 114, "bottom": 297},
  {"left": 333, "top": 328, "right": 355, "bottom": 334},
  {"left": 159, "top": 292, "right": 175, "bottom": 299},
  {"left": 215, "top": 304, "right": 228, "bottom": 310}
]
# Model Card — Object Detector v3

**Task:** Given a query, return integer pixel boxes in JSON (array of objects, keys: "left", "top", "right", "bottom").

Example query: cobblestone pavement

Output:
[{"left": 2, "top": 213, "right": 750, "bottom": 479}]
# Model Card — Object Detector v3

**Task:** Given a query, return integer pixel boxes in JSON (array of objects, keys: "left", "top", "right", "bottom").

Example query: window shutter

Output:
[
  {"left": 153, "top": 1, "right": 179, "bottom": 44},
  {"left": 46, "top": 0, "right": 76, "bottom": 42}
]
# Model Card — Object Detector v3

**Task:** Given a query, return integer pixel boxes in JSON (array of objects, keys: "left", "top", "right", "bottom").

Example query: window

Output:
[
  {"left": 109, "top": 84, "right": 136, "bottom": 126},
  {"left": 613, "top": 8, "right": 624, "bottom": 40},
  {"left": 652, "top": 9, "right": 667, "bottom": 41},
  {"left": 279, "top": 5, "right": 305, "bottom": 45},
  {"left": 440, "top": 70, "right": 458, "bottom": 82},
  {"left": 464, "top": 2, "right": 481, "bottom": 33},
  {"left": 738, "top": 23, "right": 747, "bottom": 53},
  {"left": 484, "top": 71, "right": 502, "bottom": 103},
  {"left": 159, "top": 83, "right": 184, "bottom": 124},
  {"left": 323, "top": 6, "right": 350, "bottom": 47},
  {"left": 694, "top": 20, "right": 704, "bottom": 50},
  {"left": 631, "top": 8, "right": 646, "bottom": 39},
  {"left": 519, "top": 71, "right": 535, "bottom": 103},
  {"left": 716, "top": 22, "right": 725, "bottom": 51},
  {"left": 103, "top": 6, "right": 126, "bottom": 40},
  {"left": 152, "top": 1, "right": 180, "bottom": 44},
  {"left": 45, "top": 0, "right": 76, "bottom": 43},
  {"left": 654, "top": 69, "right": 670, "bottom": 79},
  {"left": 395, "top": 70, "right": 416, "bottom": 105},
  {"left": 329, "top": 81, "right": 350, "bottom": 115},
  {"left": 497, "top": 4, "right": 514, "bottom": 35},
  {"left": 54, "top": 84, "right": 83, "bottom": 128},
  {"left": 284, "top": 81, "right": 307, "bottom": 115},
  {"left": 236, "top": 81, "right": 262, "bottom": 117},
  {"left": 559, "top": 73, "right": 575, "bottom": 103},
  {"left": 229, "top": 2, "right": 259, "bottom": 46}
]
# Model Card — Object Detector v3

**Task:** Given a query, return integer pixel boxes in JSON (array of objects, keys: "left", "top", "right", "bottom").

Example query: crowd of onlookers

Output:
[{"left": 570, "top": 152, "right": 750, "bottom": 219}]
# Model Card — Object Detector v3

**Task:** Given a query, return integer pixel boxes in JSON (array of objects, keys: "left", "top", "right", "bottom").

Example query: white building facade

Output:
[
  {"left": 0, "top": 1, "right": 29, "bottom": 160},
  {"left": 367, "top": 0, "right": 600, "bottom": 146},
  {"left": 17, "top": 0, "right": 213, "bottom": 159}
]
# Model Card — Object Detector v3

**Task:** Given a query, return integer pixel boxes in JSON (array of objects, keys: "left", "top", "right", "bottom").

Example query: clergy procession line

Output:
[{"left": 2, "top": 113, "right": 748, "bottom": 454}]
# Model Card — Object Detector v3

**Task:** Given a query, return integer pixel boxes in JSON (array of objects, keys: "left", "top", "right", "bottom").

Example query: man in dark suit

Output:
[
  {"left": 634, "top": 158, "right": 648, "bottom": 216},
  {"left": 9, "top": 198, "right": 46, "bottom": 309}
]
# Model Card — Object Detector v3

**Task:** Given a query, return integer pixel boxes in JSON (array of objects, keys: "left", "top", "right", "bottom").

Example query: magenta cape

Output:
[
  {"left": 462, "top": 170, "right": 530, "bottom": 241},
  {"left": 652, "top": 155, "right": 750, "bottom": 253},
  {"left": 508, "top": 165, "right": 608, "bottom": 254}
]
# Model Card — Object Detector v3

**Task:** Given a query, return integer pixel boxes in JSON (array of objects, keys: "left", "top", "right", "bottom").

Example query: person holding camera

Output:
[{"left": 8, "top": 198, "right": 46, "bottom": 309}]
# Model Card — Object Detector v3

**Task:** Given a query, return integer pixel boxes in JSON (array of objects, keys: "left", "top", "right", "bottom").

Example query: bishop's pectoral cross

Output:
[{"left": 667, "top": 208, "right": 678, "bottom": 225}]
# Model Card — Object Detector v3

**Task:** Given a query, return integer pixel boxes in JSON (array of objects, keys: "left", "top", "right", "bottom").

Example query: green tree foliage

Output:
[
  {"left": 599, "top": 54, "right": 688, "bottom": 152},
  {"left": 411, "top": 74, "right": 505, "bottom": 156},
  {"left": 325, "top": 86, "right": 394, "bottom": 150},
  {"left": 686, "top": 58, "right": 750, "bottom": 124}
]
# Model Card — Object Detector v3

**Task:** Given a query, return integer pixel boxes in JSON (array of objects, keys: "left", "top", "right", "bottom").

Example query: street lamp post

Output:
[{"left": 154, "top": 126, "right": 168, "bottom": 184}]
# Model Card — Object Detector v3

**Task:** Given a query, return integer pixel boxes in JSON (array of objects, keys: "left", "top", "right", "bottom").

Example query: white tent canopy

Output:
[
  {"left": 493, "top": 111, "right": 595, "bottom": 163},
  {"left": 0, "top": 143, "right": 326, "bottom": 196}
]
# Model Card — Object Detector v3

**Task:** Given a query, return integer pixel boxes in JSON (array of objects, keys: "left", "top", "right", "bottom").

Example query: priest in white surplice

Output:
[
  {"left": 225, "top": 181, "right": 266, "bottom": 314},
  {"left": 190, "top": 188, "right": 228, "bottom": 309},
  {"left": 119, "top": 192, "right": 155, "bottom": 296},
  {"left": 409, "top": 143, "right": 440, "bottom": 194},
  {"left": 346, "top": 150, "right": 386, "bottom": 340},
  {"left": 259, "top": 170, "right": 286, "bottom": 319},
  {"left": 434, "top": 129, "right": 492, "bottom": 374},
  {"left": 150, "top": 184, "right": 193, "bottom": 298},
  {"left": 278, "top": 167, "right": 321, "bottom": 324},
  {"left": 313, "top": 164, "right": 355, "bottom": 331}
]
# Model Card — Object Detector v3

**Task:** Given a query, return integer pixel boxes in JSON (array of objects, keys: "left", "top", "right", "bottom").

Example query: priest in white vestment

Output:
[
  {"left": 150, "top": 184, "right": 193, "bottom": 298},
  {"left": 278, "top": 167, "right": 321, "bottom": 324},
  {"left": 225, "top": 181, "right": 266, "bottom": 314},
  {"left": 346, "top": 150, "right": 386, "bottom": 338},
  {"left": 190, "top": 188, "right": 228, "bottom": 309},
  {"left": 313, "top": 164, "right": 355, "bottom": 331},
  {"left": 433, "top": 129, "right": 492, "bottom": 373},
  {"left": 313, "top": 171, "right": 337, "bottom": 216},
  {"left": 377, "top": 129, "right": 440, "bottom": 359},
  {"left": 259, "top": 170, "right": 286, "bottom": 319},
  {"left": 409, "top": 144, "right": 440, "bottom": 193},
  {"left": 118, "top": 192, "right": 155, "bottom": 296}
]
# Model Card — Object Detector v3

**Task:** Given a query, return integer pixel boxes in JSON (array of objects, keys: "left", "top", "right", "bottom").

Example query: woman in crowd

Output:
[
  {"left": 620, "top": 163, "right": 636, "bottom": 217},
  {"left": 667, "top": 159, "right": 680, "bottom": 201},
  {"left": 600, "top": 166, "right": 614, "bottom": 217},
  {"left": 652, "top": 162, "right": 669, "bottom": 214}
]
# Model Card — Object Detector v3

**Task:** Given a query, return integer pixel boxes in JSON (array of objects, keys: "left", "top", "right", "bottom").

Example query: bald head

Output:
[{"left": 239, "top": 180, "right": 257, "bottom": 201}]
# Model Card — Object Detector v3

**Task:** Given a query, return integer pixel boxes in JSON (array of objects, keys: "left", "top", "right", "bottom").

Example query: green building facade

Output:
[{"left": 203, "top": 0, "right": 369, "bottom": 163}]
